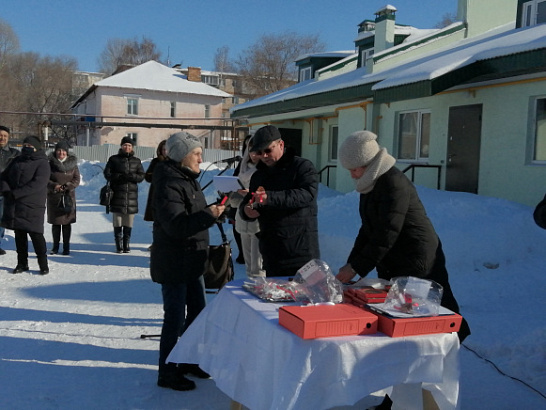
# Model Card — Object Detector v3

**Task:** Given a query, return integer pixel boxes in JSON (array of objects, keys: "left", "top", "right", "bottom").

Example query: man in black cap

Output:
[
  {"left": 0, "top": 135, "right": 50, "bottom": 274},
  {"left": 239, "top": 125, "right": 320, "bottom": 277},
  {"left": 0, "top": 125, "right": 20, "bottom": 255}
]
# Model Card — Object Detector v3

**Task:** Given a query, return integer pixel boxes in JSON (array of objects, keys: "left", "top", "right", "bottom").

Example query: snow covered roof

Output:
[
  {"left": 73, "top": 60, "right": 231, "bottom": 107},
  {"left": 231, "top": 23, "right": 546, "bottom": 117}
]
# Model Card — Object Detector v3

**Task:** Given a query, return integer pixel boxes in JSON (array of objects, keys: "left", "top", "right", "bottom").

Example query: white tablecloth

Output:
[{"left": 167, "top": 280, "right": 460, "bottom": 410}]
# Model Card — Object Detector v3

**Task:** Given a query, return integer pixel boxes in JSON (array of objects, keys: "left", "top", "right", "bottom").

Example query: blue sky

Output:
[{"left": 2, "top": 0, "right": 457, "bottom": 73}]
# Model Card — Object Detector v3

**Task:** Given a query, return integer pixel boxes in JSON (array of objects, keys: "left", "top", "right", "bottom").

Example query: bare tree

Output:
[
  {"left": 214, "top": 46, "right": 234, "bottom": 73},
  {"left": 0, "top": 18, "right": 19, "bottom": 69},
  {"left": 98, "top": 36, "right": 163, "bottom": 75},
  {"left": 435, "top": 13, "right": 458, "bottom": 29},
  {"left": 234, "top": 31, "right": 324, "bottom": 97}
]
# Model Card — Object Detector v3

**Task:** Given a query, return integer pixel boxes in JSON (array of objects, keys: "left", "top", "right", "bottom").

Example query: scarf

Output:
[{"left": 354, "top": 148, "right": 396, "bottom": 194}]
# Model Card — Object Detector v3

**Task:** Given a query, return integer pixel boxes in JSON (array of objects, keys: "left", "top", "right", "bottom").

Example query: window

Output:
[
  {"left": 299, "top": 67, "right": 312, "bottom": 82},
  {"left": 170, "top": 102, "right": 176, "bottom": 118},
  {"left": 127, "top": 98, "right": 138, "bottom": 115},
  {"left": 360, "top": 48, "right": 374, "bottom": 67},
  {"left": 329, "top": 126, "right": 339, "bottom": 161},
  {"left": 125, "top": 133, "right": 138, "bottom": 145},
  {"left": 233, "top": 96, "right": 240, "bottom": 105},
  {"left": 522, "top": 0, "right": 546, "bottom": 26},
  {"left": 533, "top": 97, "right": 546, "bottom": 161},
  {"left": 397, "top": 110, "right": 431, "bottom": 160},
  {"left": 204, "top": 105, "right": 210, "bottom": 119}
]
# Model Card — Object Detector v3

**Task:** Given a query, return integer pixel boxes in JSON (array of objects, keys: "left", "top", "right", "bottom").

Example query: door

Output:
[
  {"left": 278, "top": 128, "right": 302, "bottom": 157},
  {"left": 445, "top": 104, "right": 482, "bottom": 194}
]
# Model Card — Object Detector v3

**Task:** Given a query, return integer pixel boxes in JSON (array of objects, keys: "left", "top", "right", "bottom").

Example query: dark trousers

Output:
[
  {"left": 159, "top": 276, "right": 206, "bottom": 371},
  {"left": 14, "top": 229, "right": 47, "bottom": 265}
]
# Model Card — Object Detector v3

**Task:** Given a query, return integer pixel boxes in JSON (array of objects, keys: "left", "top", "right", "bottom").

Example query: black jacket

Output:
[
  {"left": 104, "top": 150, "right": 145, "bottom": 214},
  {"left": 150, "top": 159, "right": 218, "bottom": 284},
  {"left": 348, "top": 166, "right": 439, "bottom": 280},
  {"left": 240, "top": 149, "right": 320, "bottom": 276},
  {"left": 0, "top": 145, "right": 20, "bottom": 173},
  {"left": 0, "top": 149, "right": 50, "bottom": 234},
  {"left": 47, "top": 153, "right": 81, "bottom": 225},
  {"left": 533, "top": 194, "right": 546, "bottom": 229}
]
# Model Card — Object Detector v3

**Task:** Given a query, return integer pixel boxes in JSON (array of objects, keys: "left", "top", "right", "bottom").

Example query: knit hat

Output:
[
  {"left": 249, "top": 125, "right": 282, "bottom": 152},
  {"left": 338, "top": 131, "right": 380, "bottom": 170},
  {"left": 23, "top": 135, "right": 42, "bottom": 151},
  {"left": 120, "top": 136, "right": 135, "bottom": 146},
  {"left": 166, "top": 131, "right": 202, "bottom": 162},
  {"left": 55, "top": 140, "right": 70, "bottom": 152}
]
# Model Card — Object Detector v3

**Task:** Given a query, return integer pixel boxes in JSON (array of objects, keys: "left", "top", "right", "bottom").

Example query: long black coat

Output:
[
  {"left": 0, "top": 149, "right": 50, "bottom": 234},
  {"left": 150, "top": 160, "right": 218, "bottom": 284},
  {"left": 47, "top": 153, "right": 81, "bottom": 225},
  {"left": 240, "top": 149, "right": 320, "bottom": 276},
  {"left": 104, "top": 150, "right": 145, "bottom": 214}
]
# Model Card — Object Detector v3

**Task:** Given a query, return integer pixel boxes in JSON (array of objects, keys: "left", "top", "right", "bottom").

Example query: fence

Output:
[{"left": 45, "top": 144, "right": 240, "bottom": 164}]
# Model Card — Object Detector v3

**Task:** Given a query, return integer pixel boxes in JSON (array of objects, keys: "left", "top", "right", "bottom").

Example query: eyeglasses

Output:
[{"left": 254, "top": 141, "right": 280, "bottom": 156}]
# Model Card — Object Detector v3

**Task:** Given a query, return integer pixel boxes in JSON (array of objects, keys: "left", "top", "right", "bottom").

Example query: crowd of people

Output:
[{"left": 3, "top": 123, "right": 544, "bottom": 397}]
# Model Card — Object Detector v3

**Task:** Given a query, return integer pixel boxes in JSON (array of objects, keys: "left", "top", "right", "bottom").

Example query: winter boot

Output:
[
  {"left": 114, "top": 227, "right": 123, "bottom": 253},
  {"left": 62, "top": 243, "right": 70, "bottom": 255},
  {"left": 122, "top": 226, "right": 132, "bottom": 253},
  {"left": 50, "top": 225, "right": 61, "bottom": 255},
  {"left": 38, "top": 255, "right": 49, "bottom": 275},
  {"left": 62, "top": 225, "right": 71, "bottom": 255},
  {"left": 157, "top": 364, "right": 196, "bottom": 391}
]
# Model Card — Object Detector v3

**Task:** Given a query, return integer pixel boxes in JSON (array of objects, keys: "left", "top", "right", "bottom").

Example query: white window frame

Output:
[
  {"left": 521, "top": 0, "right": 546, "bottom": 26},
  {"left": 299, "top": 67, "right": 312, "bottom": 82},
  {"left": 360, "top": 48, "right": 374, "bottom": 67},
  {"left": 126, "top": 97, "right": 139, "bottom": 116},
  {"left": 170, "top": 101, "right": 176, "bottom": 118},
  {"left": 204, "top": 105, "right": 210, "bottom": 119},
  {"left": 532, "top": 96, "right": 546, "bottom": 162},
  {"left": 397, "top": 110, "right": 431, "bottom": 161}
]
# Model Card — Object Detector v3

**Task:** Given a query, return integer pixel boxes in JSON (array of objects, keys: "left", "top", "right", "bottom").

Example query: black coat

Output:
[
  {"left": 348, "top": 166, "right": 440, "bottom": 281},
  {"left": 150, "top": 160, "right": 218, "bottom": 284},
  {"left": 533, "top": 194, "right": 546, "bottom": 229},
  {"left": 47, "top": 153, "right": 81, "bottom": 225},
  {"left": 241, "top": 149, "right": 320, "bottom": 276},
  {"left": 104, "top": 150, "right": 145, "bottom": 214},
  {"left": 0, "top": 145, "right": 20, "bottom": 173},
  {"left": 0, "top": 149, "right": 50, "bottom": 234}
]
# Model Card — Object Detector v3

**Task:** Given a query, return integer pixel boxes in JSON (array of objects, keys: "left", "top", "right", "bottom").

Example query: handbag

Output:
[
  {"left": 57, "top": 191, "right": 73, "bottom": 214},
  {"left": 99, "top": 182, "right": 114, "bottom": 213},
  {"left": 204, "top": 222, "right": 234, "bottom": 291}
]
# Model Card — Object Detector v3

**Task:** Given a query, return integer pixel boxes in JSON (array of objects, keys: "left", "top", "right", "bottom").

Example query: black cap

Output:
[
  {"left": 23, "top": 135, "right": 42, "bottom": 151},
  {"left": 249, "top": 125, "right": 281, "bottom": 152}
]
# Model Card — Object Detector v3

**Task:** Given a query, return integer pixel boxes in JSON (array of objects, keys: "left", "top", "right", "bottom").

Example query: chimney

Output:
[
  {"left": 374, "top": 5, "right": 397, "bottom": 53},
  {"left": 187, "top": 66, "right": 202, "bottom": 82}
]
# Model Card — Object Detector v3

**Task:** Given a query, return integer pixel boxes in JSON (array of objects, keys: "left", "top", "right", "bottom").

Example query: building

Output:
[
  {"left": 230, "top": 0, "right": 546, "bottom": 207},
  {"left": 71, "top": 60, "right": 234, "bottom": 149}
]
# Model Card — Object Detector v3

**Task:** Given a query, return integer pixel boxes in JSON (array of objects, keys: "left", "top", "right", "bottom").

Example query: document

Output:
[{"left": 213, "top": 176, "right": 243, "bottom": 192}]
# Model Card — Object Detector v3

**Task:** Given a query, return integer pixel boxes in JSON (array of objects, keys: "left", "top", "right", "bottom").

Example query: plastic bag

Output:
[
  {"left": 383, "top": 276, "right": 443, "bottom": 317},
  {"left": 294, "top": 259, "right": 344, "bottom": 304}
]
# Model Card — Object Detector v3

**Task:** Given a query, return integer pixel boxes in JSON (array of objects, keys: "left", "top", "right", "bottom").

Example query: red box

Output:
[
  {"left": 367, "top": 307, "right": 463, "bottom": 337},
  {"left": 344, "top": 287, "right": 389, "bottom": 304},
  {"left": 279, "top": 304, "right": 378, "bottom": 339}
]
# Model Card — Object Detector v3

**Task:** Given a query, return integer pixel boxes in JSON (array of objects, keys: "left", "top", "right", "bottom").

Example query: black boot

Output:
[
  {"left": 50, "top": 225, "right": 61, "bottom": 254},
  {"left": 122, "top": 226, "right": 132, "bottom": 253},
  {"left": 62, "top": 243, "right": 70, "bottom": 255},
  {"left": 62, "top": 225, "right": 71, "bottom": 255},
  {"left": 158, "top": 363, "right": 196, "bottom": 391},
  {"left": 114, "top": 227, "right": 123, "bottom": 253},
  {"left": 38, "top": 255, "right": 49, "bottom": 275}
]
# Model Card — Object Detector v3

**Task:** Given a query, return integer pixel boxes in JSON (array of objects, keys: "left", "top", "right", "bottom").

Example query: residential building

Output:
[
  {"left": 71, "top": 61, "right": 234, "bottom": 150},
  {"left": 230, "top": 0, "right": 546, "bottom": 207}
]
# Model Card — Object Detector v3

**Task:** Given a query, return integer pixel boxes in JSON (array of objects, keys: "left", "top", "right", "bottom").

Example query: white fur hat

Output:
[
  {"left": 166, "top": 131, "right": 202, "bottom": 162},
  {"left": 338, "top": 130, "right": 380, "bottom": 169}
]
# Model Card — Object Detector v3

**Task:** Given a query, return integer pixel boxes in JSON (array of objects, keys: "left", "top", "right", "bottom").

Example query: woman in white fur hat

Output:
[{"left": 336, "top": 130, "right": 470, "bottom": 343}]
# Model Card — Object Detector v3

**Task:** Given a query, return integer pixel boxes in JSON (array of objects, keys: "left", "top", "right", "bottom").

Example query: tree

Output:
[
  {"left": 214, "top": 46, "right": 234, "bottom": 73},
  {"left": 97, "top": 36, "right": 163, "bottom": 75},
  {"left": 435, "top": 13, "right": 458, "bottom": 29},
  {"left": 234, "top": 31, "right": 324, "bottom": 97},
  {"left": 0, "top": 18, "right": 19, "bottom": 69}
]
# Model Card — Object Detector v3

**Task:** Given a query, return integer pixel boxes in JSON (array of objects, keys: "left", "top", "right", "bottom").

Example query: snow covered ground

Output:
[{"left": 0, "top": 159, "right": 544, "bottom": 409}]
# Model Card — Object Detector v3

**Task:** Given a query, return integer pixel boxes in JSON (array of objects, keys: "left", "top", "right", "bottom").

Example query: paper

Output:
[{"left": 213, "top": 176, "right": 243, "bottom": 193}]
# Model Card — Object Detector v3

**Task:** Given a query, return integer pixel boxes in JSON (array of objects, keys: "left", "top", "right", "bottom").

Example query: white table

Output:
[{"left": 167, "top": 280, "right": 460, "bottom": 410}]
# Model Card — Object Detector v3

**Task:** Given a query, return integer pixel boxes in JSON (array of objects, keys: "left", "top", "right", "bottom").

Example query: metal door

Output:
[{"left": 445, "top": 105, "right": 482, "bottom": 193}]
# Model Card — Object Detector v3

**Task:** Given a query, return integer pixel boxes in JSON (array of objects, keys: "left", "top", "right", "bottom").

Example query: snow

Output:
[{"left": 0, "top": 158, "right": 545, "bottom": 409}]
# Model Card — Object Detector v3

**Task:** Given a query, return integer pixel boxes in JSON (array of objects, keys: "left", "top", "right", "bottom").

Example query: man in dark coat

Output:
[
  {"left": 0, "top": 135, "right": 50, "bottom": 274},
  {"left": 335, "top": 131, "right": 470, "bottom": 343},
  {"left": 0, "top": 125, "right": 20, "bottom": 255},
  {"left": 150, "top": 131, "right": 225, "bottom": 391},
  {"left": 240, "top": 125, "right": 320, "bottom": 277},
  {"left": 103, "top": 137, "right": 145, "bottom": 253}
]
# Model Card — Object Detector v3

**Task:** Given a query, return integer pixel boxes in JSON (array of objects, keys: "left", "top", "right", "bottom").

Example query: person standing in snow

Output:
[
  {"left": 335, "top": 130, "right": 470, "bottom": 343},
  {"left": 103, "top": 136, "right": 145, "bottom": 253},
  {"left": 0, "top": 125, "right": 20, "bottom": 255},
  {"left": 0, "top": 136, "right": 50, "bottom": 274},
  {"left": 239, "top": 125, "right": 320, "bottom": 277},
  {"left": 46, "top": 140, "right": 80, "bottom": 255},
  {"left": 143, "top": 139, "right": 167, "bottom": 251},
  {"left": 150, "top": 131, "right": 225, "bottom": 391}
]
